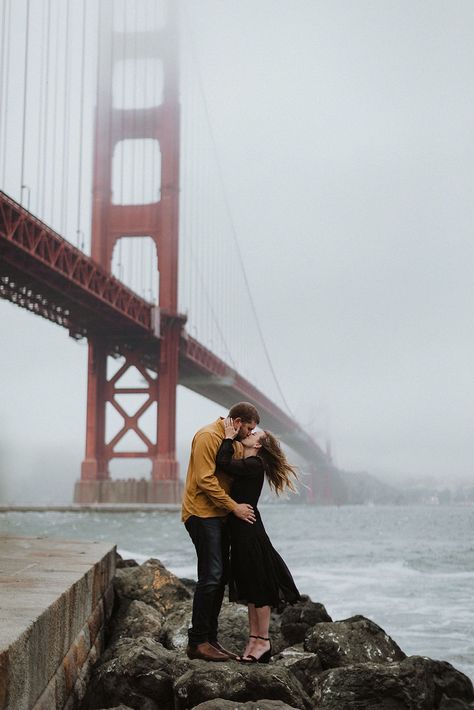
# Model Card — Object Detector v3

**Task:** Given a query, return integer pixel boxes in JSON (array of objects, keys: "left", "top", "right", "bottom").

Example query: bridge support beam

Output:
[
  {"left": 152, "top": 317, "right": 181, "bottom": 482},
  {"left": 80, "top": 339, "right": 109, "bottom": 483},
  {"left": 75, "top": 334, "right": 184, "bottom": 504}
]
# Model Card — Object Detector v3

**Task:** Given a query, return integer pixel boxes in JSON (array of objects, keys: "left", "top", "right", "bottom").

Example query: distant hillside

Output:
[{"left": 335, "top": 469, "right": 403, "bottom": 505}]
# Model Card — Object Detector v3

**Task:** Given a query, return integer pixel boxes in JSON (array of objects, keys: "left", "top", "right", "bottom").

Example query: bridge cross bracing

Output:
[{"left": 0, "top": 0, "right": 333, "bottom": 503}]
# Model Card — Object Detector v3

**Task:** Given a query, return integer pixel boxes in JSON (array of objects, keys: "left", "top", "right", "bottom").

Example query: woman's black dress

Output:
[{"left": 216, "top": 438, "right": 301, "bottom": 609}]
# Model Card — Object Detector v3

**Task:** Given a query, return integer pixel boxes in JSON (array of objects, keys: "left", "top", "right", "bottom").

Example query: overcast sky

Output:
[{"left": 1, "top": 0, "right": 473, "bottom": 503}]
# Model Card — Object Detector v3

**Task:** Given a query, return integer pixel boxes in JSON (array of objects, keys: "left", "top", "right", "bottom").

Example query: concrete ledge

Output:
[{"left": 0, "top": 536, "right": 116, "bottom": 710}]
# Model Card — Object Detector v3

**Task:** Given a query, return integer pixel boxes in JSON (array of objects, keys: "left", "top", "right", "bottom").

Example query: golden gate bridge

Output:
[{"left": 0, "top": 0, "right": 339, "bottom": 504}]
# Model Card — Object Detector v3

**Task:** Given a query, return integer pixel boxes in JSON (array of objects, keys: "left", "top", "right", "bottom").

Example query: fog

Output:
[{"left": 1, "top": 0, "right": 473, "bottom": 503}]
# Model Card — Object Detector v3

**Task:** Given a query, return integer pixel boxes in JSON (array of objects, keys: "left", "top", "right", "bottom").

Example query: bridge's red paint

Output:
[{"left": 0, "top": 190, "right": 151, "bottom": 336}]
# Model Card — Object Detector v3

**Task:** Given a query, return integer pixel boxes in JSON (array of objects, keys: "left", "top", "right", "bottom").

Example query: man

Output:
[{"left": 182, "top": 402, "right": 260, "bottom": 661}]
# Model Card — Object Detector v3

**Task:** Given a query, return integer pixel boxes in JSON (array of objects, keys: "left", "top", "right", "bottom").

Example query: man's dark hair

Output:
[{"left": 228, "top": 402, "right": 260, "bottom": 425}]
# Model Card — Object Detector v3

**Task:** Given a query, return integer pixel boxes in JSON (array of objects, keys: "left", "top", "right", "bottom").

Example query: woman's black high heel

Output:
[
  {"left": 241, "top": 635, "right": 272, "bottom": 664},
  {"left": 238, "top": 634, "right": 257, "bottom": 662}
]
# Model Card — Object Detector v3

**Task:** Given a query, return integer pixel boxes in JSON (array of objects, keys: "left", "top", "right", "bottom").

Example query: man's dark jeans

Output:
[{"left": 184, "top": 515, "right": 229, "bottom": 646}]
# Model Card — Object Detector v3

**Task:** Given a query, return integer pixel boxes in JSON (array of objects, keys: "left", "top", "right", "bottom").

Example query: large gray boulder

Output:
[
  {"left": 115, "top": 551, "right": 140, "bottom": 569},
  {"left": 305, "top": 614, "right": 405, "bottom": 669},
  {"left": 280, "top": 597, "right": 332, "bottom": 646},
  {"left": 80, "top": 635, "right": 189, "bottom": 710},
  {"left": 312, "top": 655, "right": 474, "bottom": 710},
  {"left": 173, "top": 663, "right": 313, "bottom": 710},
  {"left": 439, "top": 700, "right": 474, "bottom": 710},
  {"left": 112, "top": 559, "right": 192, "bottom": 652},
  {"left": 192, "top": 701, "right": 300, "bottom": 709},
  {"left": 273, "top": 644, "right": 323, "bottom": 697},
  {"left": 159, "top": 599, "right": 193, "bottom": 650},
  {"left": 114, "top": 558, "right": 191, "bottom": 614},
  {"left": 108, "top": 599, "right": 165, "bottom": 644},
  {"left": 419, "top": 657, "right": 474, "bottom": 708},
  {"left": 86, "top": 557, "right": 473, "bottom": 710}
]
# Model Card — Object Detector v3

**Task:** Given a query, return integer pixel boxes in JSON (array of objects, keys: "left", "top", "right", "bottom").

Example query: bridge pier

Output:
[{"left": 74, "top": 478, "right": 182, "bottom": 505}]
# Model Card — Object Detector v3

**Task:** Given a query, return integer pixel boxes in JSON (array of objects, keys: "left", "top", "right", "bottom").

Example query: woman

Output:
[{"left": 215, "top": 417, "right": 301, "bottom": 663}]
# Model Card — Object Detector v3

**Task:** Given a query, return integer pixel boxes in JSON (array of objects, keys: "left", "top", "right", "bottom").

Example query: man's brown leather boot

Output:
[
  {"left": 186, "top": 641, "right": 230, "bottom": 661},
  {"left": 209, "top": 640, "right": 239, "bottom": 660}
]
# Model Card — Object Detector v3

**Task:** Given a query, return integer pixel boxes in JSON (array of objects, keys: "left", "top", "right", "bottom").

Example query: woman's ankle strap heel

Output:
[{"left": 241, "top": 636, "right": 272, "bottom": 664}]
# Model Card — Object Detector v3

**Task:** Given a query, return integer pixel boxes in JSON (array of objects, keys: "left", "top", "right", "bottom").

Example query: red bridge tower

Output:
[{"left": 75, "top": 2, "right": 183, "bottom": 504}]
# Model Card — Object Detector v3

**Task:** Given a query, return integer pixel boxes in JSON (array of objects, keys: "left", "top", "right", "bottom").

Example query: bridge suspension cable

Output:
[
  {"left": 76, "top": 0, "right": 87, "bottom": 249},
  {"left": 181, "top": 6, "right": 296, "bottom": 419},
  {"left": 20, "top": 0, "right": 31, "bottom": 203},
  {"left": 0, "top": 0, "right": 11, "bottom": 188}
]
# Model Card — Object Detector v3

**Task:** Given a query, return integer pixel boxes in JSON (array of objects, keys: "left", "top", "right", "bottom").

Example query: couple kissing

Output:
[{"left": 181, "top": 401, "right": 300, "bottom": 663}]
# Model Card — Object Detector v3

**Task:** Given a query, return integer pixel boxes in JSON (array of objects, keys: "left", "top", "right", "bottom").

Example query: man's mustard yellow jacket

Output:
[{"left": 181, "top": 418, "right": 243, "bottom": 522}]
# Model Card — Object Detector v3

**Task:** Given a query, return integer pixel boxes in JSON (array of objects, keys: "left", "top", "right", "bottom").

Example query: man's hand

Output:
[
  {"left": 224, "top": 417, "right": 240, "bottom": 439},
  {"left": 233, "top": 503, "right": 256, "bottom": 524}
]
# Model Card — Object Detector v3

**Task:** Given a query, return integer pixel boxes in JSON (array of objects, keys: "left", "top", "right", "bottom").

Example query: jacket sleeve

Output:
[
  {"left": 193, "top": 433, "right": 238, "bottom": 511},
  {"left": 215, "top": 439, "right": 261, "bottom": 477}
]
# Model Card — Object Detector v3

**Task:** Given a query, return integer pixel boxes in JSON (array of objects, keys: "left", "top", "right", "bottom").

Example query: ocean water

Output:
[{"left": 2, "top": 504, "right": 473, "bottom": 681}]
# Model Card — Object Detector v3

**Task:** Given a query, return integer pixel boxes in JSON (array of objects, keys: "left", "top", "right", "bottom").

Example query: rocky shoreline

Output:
[{"left": 79, "top": 554, "right": 474, "bottom": 710}]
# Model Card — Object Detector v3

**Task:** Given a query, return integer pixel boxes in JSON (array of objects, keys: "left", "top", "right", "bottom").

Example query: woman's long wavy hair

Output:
[{"left": 257, "top": 431, "right": 298, "bottom": 496}]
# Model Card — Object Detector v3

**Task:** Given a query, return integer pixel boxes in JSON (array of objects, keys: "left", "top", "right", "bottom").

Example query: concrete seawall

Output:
[{"left": 0, "top": 535, "right": 116, "bottom": 710}]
